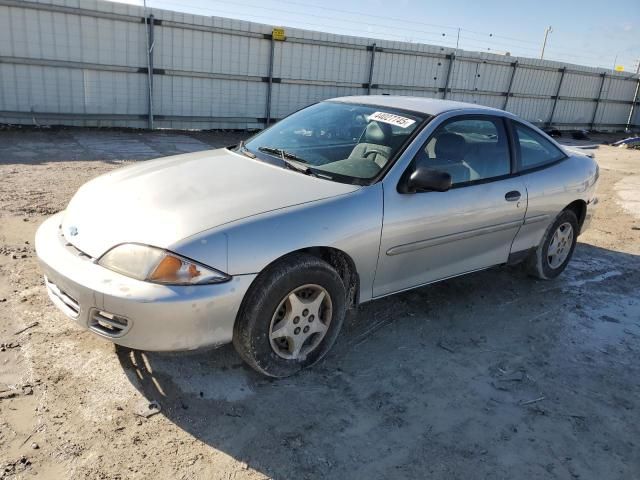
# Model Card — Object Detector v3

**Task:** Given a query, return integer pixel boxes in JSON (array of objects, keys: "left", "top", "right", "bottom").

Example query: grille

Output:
[
  {"left": 89, "top": 309, "right": 130, "bottom": 338},
  {"left": 45, "top": 276, "right": 80, "bottom": 318}
]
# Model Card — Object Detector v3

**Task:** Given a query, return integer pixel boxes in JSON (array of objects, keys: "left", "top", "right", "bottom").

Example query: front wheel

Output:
[
  {"left": 233, "top": 253, "right": 347, "bottom": 377},
  {"left": 527, "top": 209, "right": 578, "bottom": 280}
]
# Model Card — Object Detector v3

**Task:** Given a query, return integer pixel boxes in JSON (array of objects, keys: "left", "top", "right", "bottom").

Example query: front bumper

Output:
[{"left": 35, "top": 213, "right": 256, "bottom": 351}]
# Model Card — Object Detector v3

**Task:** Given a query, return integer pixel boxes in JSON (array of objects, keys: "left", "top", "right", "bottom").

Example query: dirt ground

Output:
[{"left": 0, "top": 127, "right": 639, "bottom": 480}]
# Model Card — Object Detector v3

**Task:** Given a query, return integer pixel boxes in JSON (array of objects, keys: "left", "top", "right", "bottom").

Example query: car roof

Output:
[{"left": 326, "top": 95, "right": 505, "bottom": 116}]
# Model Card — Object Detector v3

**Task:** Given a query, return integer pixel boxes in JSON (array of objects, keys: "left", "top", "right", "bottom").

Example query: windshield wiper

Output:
[
  {"left": 236, "top": 140, "right": 256, "bottom": 158},
  {"left": 282, "top": 158, "right": 315, "bottom": 175},
  {"left": 257, "top": 146, "right": 335, "bottom": 179},
  {"left": 258, "top": 146, "right": 309, "bottom": 163}
]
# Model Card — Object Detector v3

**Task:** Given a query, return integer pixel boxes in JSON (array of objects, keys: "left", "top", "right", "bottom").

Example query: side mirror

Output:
[{"left": 405, "top": 166, "right": 452, "bottom": 193}]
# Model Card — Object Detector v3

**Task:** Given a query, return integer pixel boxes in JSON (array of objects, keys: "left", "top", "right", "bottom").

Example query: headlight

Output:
[{"left": 98, "top": 244, "right": 230, "bottom": 285}]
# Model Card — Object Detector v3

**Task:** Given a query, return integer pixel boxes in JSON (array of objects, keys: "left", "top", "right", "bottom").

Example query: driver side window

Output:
[{"left": 415, "top": 116, "right": 511, "bottom": 185}]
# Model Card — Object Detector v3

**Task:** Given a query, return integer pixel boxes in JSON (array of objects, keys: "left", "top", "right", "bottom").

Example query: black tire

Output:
[
  {"left": 232, "top": 253, "right": 347, "bottom": 377},
  {"left": 527, "top": 209, "right": 578, "bottom": 280}
]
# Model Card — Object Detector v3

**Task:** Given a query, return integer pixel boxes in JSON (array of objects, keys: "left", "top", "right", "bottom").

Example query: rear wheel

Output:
[
  {"left": 527, "top": 209, "right": 578, "bottom": 280},
  {"left": 233, "top": 253, "right": 346, "bottom": 377}
]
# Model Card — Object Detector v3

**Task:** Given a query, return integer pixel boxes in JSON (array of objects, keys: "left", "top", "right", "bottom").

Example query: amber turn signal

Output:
[{"left": 149, "top": 255, "right": 181, "bottom": 281}]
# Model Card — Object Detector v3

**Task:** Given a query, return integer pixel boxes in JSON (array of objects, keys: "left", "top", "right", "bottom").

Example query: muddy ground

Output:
[{"left": 0, "top": 127, "right": 639, "bottom": 479}]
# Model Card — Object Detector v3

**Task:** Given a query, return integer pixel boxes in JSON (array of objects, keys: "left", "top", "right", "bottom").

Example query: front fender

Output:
[{"left": 171, "top": 185, "right": 384, "bottom": 303}]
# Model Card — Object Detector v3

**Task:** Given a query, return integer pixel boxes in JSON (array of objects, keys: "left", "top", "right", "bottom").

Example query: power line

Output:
[
  {"left": 138, "top": 0, "right": 635, "bottom": 70},
  {"left": 150, "top": 0, "right": 460, "bottom": 46},
  {"left": 457, "top": 32, "right": 636, "bottom": 68},
  {"left": 254, "top": 0, "right": 543, "bottom": 48},
  {"left": 151, "top": 0, "right": 534, "bottom": 51},
  {"left": 152, "top": 0, "right": 457, "bottom": 42}
]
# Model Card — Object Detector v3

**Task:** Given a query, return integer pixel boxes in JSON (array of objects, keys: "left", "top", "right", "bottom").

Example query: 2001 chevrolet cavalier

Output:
[{"left": 36, "top": 96, "right": 599, "bottom": 377}]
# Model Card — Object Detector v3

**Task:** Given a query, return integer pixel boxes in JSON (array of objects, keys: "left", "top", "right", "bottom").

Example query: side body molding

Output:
[{"left": 387, "top": 219, "right": 525, "bottom": 256}]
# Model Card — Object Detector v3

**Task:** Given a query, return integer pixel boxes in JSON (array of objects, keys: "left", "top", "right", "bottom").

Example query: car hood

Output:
[{"left": 61, "top": 148, "right": 360, "bottom": 259}]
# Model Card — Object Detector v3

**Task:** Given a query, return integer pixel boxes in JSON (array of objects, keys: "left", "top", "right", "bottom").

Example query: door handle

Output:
[{"left": 505, "top": 190, "right": 521, "bottom": 202}]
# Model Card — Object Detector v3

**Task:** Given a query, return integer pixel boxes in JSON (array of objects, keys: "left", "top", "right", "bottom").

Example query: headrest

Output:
[
  {"left": 365, "top": 121, "right": 392, "bottom": 144},
  {"left": 434, "top": 132, "right": 467, "bottom": 159}
]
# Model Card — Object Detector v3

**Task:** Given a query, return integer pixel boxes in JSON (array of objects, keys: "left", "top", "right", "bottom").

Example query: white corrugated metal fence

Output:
[{"left": 1, "top": 0, "right": 639, "bottom": 130}]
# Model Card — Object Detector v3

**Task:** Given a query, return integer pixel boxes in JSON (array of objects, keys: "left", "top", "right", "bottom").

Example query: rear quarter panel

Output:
[{"left": 511, "top": 154, "right": 598, "bottom": 253}]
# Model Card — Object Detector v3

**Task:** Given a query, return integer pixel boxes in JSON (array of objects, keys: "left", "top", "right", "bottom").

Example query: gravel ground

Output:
[{"left": 0, "top": 127, "right": 639, "bottom": 479}]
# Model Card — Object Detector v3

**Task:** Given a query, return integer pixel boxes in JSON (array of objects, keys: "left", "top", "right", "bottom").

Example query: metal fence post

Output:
[
  {"left": 547, "top": 67, "right": 566, "bottom": 128},
  {"left": 589, "top": 72, "right": 606, "bottom": 130},
  {"left": 265, "top": 35, "right": 275, "bottom": 126},
  {"left": 503, "top": 61, "right": 518, "bottom": 110},
  {"left": 442, "top": 53, "right": 455, "bottom": 99},
  {"left": 626, "top": 67, "right": 640, "bottom": 130},
  {"left": 144, "top": 14, "right": 155, "bottom": 129},
  {"left": 367, "top": 43, "right": 376, "bottom": 95}
]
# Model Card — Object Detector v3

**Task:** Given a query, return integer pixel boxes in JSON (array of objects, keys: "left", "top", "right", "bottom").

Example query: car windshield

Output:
[{"left": 240, "top": 101, "right": 425, "bottom": 184}]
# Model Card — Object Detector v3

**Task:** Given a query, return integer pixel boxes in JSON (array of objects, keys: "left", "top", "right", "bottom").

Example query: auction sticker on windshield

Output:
[{"left": 368, "top": 111, "right": 416, "bottom": 128}]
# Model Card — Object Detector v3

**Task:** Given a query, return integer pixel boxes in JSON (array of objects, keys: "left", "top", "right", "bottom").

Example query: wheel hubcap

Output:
[
  {"left": 547, "top": 222, "right": 574, "bottom": 269},
  {"left": 268, "top": 284, "right": 333, "bottom": 360}
]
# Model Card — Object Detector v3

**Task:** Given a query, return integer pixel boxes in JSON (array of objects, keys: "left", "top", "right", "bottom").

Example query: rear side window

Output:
[{"left": 514, "top": 123, "right": 565, "bottom": 170}]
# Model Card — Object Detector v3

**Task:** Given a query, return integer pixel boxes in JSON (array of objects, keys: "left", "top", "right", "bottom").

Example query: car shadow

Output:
[{"left": 115, "top": 243, "right": 640, "bottom": 479}]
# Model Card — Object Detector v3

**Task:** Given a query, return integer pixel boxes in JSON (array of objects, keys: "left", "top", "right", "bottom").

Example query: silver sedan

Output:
[{"left": 36, "top": 96, "right": 599, "bottom": 377}]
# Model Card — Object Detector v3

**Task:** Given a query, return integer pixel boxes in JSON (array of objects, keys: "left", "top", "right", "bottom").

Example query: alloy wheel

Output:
[
  {"left": 268, "top": 284, "right": 333, "bottom": 360},
  {"left": 547, "top": 222, "right": 574, "bottom": 269}
]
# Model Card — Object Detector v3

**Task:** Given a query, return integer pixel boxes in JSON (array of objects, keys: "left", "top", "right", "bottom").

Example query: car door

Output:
[{"left": 373, "top": 114, "right": 526, "bottom": 297}]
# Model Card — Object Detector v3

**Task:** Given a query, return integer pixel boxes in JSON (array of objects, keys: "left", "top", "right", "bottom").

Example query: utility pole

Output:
[
  {"left": 143, "top": 0, "right": 154, "bottom": 130},
  {"left": 540, "top": 26, "right": 552, "bottom": 60}
]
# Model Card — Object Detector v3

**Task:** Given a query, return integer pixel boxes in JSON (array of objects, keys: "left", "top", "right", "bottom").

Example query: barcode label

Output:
[{"left": 368, "top": 111, "right": 416, "bottom": 128}]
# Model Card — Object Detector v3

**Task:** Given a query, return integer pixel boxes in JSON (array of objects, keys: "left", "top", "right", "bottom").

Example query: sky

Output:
[{"left": 107, "top": 0, "right": 640, "bottom": 71}]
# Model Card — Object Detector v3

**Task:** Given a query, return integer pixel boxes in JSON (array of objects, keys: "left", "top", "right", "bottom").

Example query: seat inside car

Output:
[
  {"left": 464, "top": 139, "right": 510, "bottom": 180},
  {"left": 348, "top": 121, "right": 393, "bottom": 167},
  {"left": 428, "top": 132, "right": 471, "bottom": 183}
]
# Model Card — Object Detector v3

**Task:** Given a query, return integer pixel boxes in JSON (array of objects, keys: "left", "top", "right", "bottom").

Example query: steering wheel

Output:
[{"left": 363, "top": 149, "right": 386, "bottom": 160}]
